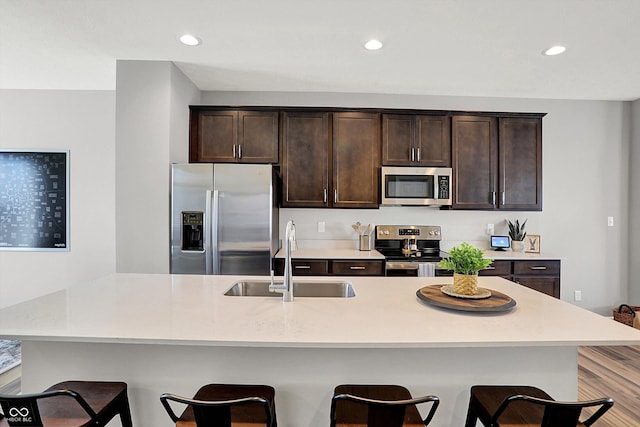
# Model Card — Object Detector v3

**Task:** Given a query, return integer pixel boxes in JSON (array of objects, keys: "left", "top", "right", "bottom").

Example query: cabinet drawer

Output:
[
  {"left": 479, "top": 260, "right": 511, "bottom": 276},
  {"left": 513, "top": 260, "right": 560, "bottom": 276},
  {"left": 292, "top": 260, "right": 329, "bottom": 275},
  {"left": 273, "top": 259, "right": 329, "bottom": 275},
  {"left": 331, "top": 260, "right": 384, "bottom": 276}
]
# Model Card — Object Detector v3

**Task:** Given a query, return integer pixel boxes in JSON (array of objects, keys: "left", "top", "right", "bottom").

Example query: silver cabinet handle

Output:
[
  {"left": 350, "top": 266, "right": 366, "bottom": 270},
  {"left": 334, "top": 189, "right": 337, "bottom": 204},
  {"left": 416, "top": 147, "right": 421, "bottom": 162},
  {"left": 485, "top": 266, "right": 496, "bottom": 270},
  {"left": 491, "top": 191, "right": 496, "bottom": 205},
  {"left": 530, "top": 266, "right": 548, "bottom": 270},
  {"left": 323, "top": 188, "right": 328, "bottom": 204},
  {"left": 410, "top": 148, "right": 415, "bottom": 162},
  {"left": 232, "top": 144, "right": 237, "bottom": 159},
  {"left": 238, "top": 144, "right": 242, "bottom": 159},
  {"left": 294, "top": 265, "right": 311, "bottom": 269},
  {"left": 501, "top": 191, "right": 505, "bottom": 205}
]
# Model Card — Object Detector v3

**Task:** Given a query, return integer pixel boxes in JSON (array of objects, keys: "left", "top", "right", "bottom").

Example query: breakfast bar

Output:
[{"left": 1, "top": 273, "right": 640, "bottom": 426}]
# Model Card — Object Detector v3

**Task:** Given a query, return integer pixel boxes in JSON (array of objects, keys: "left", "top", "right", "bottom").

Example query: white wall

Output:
[
  {"left": 115, "top": 61, "right": 199, "bottom": 273},
  {"left": 203, "top": 91, "right": 631, "bottom": 314},
  {"left": 0, "top": 90, "right": 116, "bottom": 308},
  {"left": 630, "top": 100, "right": 640, "bottom": 303}
]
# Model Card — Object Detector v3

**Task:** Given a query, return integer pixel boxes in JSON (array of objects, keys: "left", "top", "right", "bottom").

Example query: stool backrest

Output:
[
  {"left": 493, "top": 394, "right": 614, "bottom": 427},
  {"left": 331, "top": 393, "right": 440, "bottom": 427},
  {"left": 1, "top": 390, "right": 96, "bottom": 427},
  {"left": 160, "top": 393, "right": 274, "bottom": 427}
]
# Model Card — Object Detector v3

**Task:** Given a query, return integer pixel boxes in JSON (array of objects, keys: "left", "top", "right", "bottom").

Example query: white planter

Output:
[{"left": 511, "top": 240, "right": 525, "bottom": 252}]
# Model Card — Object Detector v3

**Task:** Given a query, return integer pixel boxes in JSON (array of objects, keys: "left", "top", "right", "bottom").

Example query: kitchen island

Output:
[{"left": 1, "top": 273, "right": 639, "bottom": 427}]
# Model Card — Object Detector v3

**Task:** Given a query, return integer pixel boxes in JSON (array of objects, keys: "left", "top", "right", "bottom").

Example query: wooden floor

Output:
[{"left": 578, "top": 345, "right": 640, "bottom": 426}]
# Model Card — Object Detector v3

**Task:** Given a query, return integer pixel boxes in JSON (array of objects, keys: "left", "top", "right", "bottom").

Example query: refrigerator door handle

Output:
[
  {"left": 210, "top": 190, "right": 221, "bottom": 275},
  {"left": 205, "top": 190, "right": 213, "bottom": 274}
]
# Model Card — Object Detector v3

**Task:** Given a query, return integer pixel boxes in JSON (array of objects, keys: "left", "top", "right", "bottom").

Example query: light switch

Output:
[
  {"left": 318, "top": 221, "right": 325, "bottom": 233},
  {"left": 607, "top": 217, "right": 614, "bottom": 227}
]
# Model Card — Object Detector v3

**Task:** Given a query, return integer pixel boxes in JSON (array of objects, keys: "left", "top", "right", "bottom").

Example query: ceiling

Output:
[{"left": 2, "top": 0, "right": 640, "bottom": 101}]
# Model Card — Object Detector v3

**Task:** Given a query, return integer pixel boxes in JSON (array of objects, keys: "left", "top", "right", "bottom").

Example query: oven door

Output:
[{"left": 385, "top": 261, "right": 419, "bottom": 277}]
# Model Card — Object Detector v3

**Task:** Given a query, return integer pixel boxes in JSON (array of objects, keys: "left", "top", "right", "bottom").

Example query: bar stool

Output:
[
  {"left": 0, "top": 380, "right": 132, "bottom": 427},
  {"left": 464, "top": 385, "right": 614, "bottom": 427},
  {"left": 330, "top": 384, "right": 439, "bottom": 427},
  {"left": 160, "top": 383, "right": 276, "bottom": 427}
]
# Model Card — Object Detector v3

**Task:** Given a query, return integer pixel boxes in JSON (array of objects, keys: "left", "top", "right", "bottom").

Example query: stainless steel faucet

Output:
[{"left": 269, "top": 220, "right": 296, "bottom": 302}]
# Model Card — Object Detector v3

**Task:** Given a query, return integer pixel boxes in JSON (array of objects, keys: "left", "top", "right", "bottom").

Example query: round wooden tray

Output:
[{"left": 416, "top": 284, "right": 516, "bottom": 312}]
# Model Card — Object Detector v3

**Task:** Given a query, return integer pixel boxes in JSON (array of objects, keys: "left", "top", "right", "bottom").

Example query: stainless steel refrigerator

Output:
[{"left": 170, "top": 163, "right": 279, "bottom": 275}]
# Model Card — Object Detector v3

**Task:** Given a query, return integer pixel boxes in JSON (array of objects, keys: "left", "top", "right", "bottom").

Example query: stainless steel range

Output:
[{"left": 374, "top": 225, "right": 450, "bottom": 277}]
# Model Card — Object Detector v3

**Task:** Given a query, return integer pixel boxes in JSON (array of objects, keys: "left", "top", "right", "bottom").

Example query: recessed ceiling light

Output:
[
  {"left": 364, "top": 39, "right": 383, "bottom": 51},
  {"left": 543, "top": 45, "right": 566, "bottom": 56},
  {"left": 179, "top": 34, "right": 201, "bottom": 46}
]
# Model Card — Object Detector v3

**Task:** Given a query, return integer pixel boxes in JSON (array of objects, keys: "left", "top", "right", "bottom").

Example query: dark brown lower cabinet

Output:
[
  {"left": 274, "top": 259, "right": 384, "bottom": 276},
  {"left": 480, "top": 259, "right": 560, "bottom": 298}
]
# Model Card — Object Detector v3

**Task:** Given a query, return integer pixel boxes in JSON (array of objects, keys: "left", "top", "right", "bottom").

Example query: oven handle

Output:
[{"left": 386, "top": 262, "right": 420, "bottom": 270}]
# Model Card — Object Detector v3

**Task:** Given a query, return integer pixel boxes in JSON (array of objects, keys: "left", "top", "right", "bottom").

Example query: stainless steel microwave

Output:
[{"left": 381, "top": 166, "right": 452, "bottom": 206}]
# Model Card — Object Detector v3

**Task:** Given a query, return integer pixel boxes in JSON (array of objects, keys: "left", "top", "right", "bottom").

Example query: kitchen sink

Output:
[{"left": 224, "top": 279, "right": 355, "bottom": 298}]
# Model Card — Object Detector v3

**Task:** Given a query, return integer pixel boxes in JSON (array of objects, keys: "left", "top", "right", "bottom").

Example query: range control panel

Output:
[{"left": 375, "top": 225, "right": 442, "bottom": 240}]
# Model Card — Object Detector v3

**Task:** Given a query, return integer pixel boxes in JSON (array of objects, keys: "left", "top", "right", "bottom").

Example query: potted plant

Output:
[
  {"left": 438, "top": 242, "right": 493, "bottom": 295},
  {"left": 507, "top": 219, "right": 527, "bottom": 252}
]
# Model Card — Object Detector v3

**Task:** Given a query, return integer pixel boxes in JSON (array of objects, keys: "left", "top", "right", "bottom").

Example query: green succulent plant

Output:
[
  {"left": 438, "top": 242, "right": 493, "bottom": 275},
  {"left": 507, "top": 218, "right": 527, "bottom": 241}
]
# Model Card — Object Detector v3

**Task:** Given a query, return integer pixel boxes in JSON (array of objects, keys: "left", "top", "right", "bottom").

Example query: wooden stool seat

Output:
[
  {"left": 0, "top": 380, "right": 132, "bottom": 427},
  {"left": 465, "top": 385, "right": 614, "bottom": 427},
  {"left": 160, "top": 383, "right": 276, "bottom": 427},
  {"left": 330, "top": 384, "right": 439, "bottom": 427}
]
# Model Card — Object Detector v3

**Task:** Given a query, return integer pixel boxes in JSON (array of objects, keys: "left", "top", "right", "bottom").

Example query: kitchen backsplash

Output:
[{"left": 279, "top": 207, "right": 542, "bottom": 251}]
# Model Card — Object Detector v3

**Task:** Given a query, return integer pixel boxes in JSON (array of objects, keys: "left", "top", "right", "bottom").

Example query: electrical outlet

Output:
[
  {"left": 607, "top": 216, "right": 614, "bottom": 227},
  {"left": 574, "top": 290, "right": 582, "bottom": 301},
  {"left": 487, "top": 223, "right": 494, "bottom": 235},
  {"left": 317, "top": 221, "right": 325, "bottom": 233}
]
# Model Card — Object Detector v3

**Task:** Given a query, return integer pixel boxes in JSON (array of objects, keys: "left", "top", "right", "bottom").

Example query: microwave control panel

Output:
[{"left": 438, "top": 176, "right": 450, "bottom": 199}]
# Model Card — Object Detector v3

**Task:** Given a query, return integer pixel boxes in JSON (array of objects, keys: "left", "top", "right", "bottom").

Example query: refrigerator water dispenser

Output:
[{"left": 181, "top": 211, "right": 204, "bottom": 251}]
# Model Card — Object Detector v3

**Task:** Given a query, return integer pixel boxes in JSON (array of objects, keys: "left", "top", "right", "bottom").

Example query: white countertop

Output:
[
  {"left": 274, "top": 248, "right": 385, "bottom": 259},
  {"left": 1, "top": 273, "right": 639, "bottom": 348},
  {"left": 483, "top": 250, "right": 563, "bottom": 260}
]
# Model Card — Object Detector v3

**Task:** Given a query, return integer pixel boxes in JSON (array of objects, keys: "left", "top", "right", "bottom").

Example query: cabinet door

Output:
[
  {"left": 452, "top": 116, "right": 498, "bottom": 209},
  {"left": 191, "top": 110, "right": 237, "bottom": 162},
  {"left": 382, "top": 114, "right": 415, "bottom": 165},
  {"left": 514, "top": 276, "right": 560, "bottom": 299},
  {"left": 332, "top": 112, "right": 381, "bottom": 208},
  {"left": 237, "top": 111, "right": 279, "bottom": 163},
  {"left": 499, "top": 117, "right": 542, "bottom": 210},
  {"left": 382, "top": 114, "right": 451, "bottom": 167},
  {"left": 416, "top": 115, "right": 451, "bottom": 167},
  {"left": 281, "top": 112, "right": 330, "bottom": 207}
]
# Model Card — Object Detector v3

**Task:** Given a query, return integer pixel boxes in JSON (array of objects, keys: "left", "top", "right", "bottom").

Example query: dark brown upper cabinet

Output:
[
  {"left": 280, "top": 112, "right": 330, "bottom": 207},
  {"left": 452, "top": 115, "right": 542, "bottom": 211},
  {"left": 499, "top": 117, "right": 542, "bottom": 210},
  {"left": 332, "top": 112, "right": 380, "bottom": 208},
  {"left": 280, "top": 111, "right": 380, "bottom": 208},
  {"left": 382, "top": 114, "right": 451, "bottom": 167},
  {"left": 190, "top": 109, "right": 279, "bottom": 163}
]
